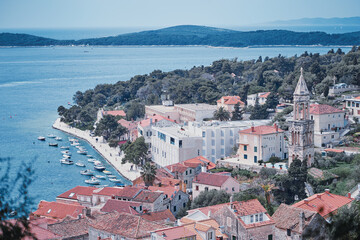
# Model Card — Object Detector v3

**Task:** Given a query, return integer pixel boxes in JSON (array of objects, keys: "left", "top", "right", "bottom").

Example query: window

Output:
[
  {"left": 140, "top": 130, "right": 143, "bottom": 135},
  {"left": 232, "top": 187, "right": 235, "bottom": 191},
  {"left": 227, "top": 217, "right": 232, "bottom": 226},
  {"left": 259, "top": 213, "right": 263, "bottom": 221},
  {"left": 221, "top": 148, "right": 225, "bottom": 155},
  {"left": 211, "top": 139, "right": 215, "bottom": 146},
  {"left": 287, "top": 229, "right": 291, "bottom": 236},
  {"left": 203, "top": 140, "right": 205, "bottom": 146},
  {"left": 208, "top": 231, "right": 213, "bottom": 240},
  {"left": 202, "top": 131, "right": 206, "bottom": 137},
  {"left": 250, "top": 215, "right": 254, "bottom": 223},
  {"left": 196, "top": 185, "right": 199, "bottom": 191},
  {"left": 348, "top": 101, "right": 351, "bottom": 107},
  {"left": 244, "top": 154, "right": 248, "bottom": 159},
  {"left": 221, "top": 130, "right": 224, "bottom": 137},
  {"left": 332, "top": 135, "right": 334, "bottom": 139},
  {"left": 230, "top": 130, "right": 233, "bottom": 136},
  {"left": 230, "top": 138, "right": 233, "bottom": 145},
  {"left": 255, "top": 214, "right": 258, "bottom": 222},
  {"left": 311, "top": 115, "right": 313, "bottom": 120},
  {"left": 268, "top": 234, "right": 273, "bottom": 240},
  {"left": 184, "top": 180, "right": 188, "bottom": 184},
  {"left": 183, "top": 202, "right": 186, "bottom": 207},
  {"left": 211, "top": 149, "right": 215, "bottom": 155},
  {"left": 158, "top": 132, "right": 166, "bottom": 142},
  {"left": 173, "top": 206, "right": 177, "bottom": 212},
  {"left": 140, "top": 206, "right": 142, "bottom": 211},
  {"left": 254, "top": 146, "right": 257, "bottom": 152},
  {"left": 205, "top": 187, "right": 209, "bottom": 191},
  {"left": 179, "top": 140, "right": 182, "bottom": 148},
  {"left": 190, "top": 169, "right": 192, "bottom": 174},
  {"left": 221, "top": 139, "right": 224, "bottom": 145},
  {"left": 198, "top": 149, "right": 200, "bottom": 156},
  {"left": 179, "top": 195, "right": 181, "bottom": 200},
  {"left": 244, "top": 145, "right": 247, "bottom": 151},
  {"left": 357, "top": 103, "right": 360, "bottom": 108},
  {"left": 170, "top": 137, "right": 175, "bottom": 145},
  {"left": 211, "top": 131, "right": 215, "bottom": 137},
  {"left": 254, "top": 156, "right": 257, "bottom": 163},
  {"left": 186, "top": 170, "right": 188, "bottom": 175}
]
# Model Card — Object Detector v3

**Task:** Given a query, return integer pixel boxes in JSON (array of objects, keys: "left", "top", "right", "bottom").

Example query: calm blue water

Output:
[{"left": 0, "top": 45, "right": 351, "bottom": 210}]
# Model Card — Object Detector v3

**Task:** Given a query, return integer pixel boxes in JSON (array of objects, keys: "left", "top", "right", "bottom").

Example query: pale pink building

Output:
[{"left": 217, "top": 96, "right": 245, "bottom": 113}]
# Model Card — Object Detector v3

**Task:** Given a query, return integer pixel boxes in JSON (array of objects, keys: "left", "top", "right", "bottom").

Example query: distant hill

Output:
[
  {"left": 1, "top": 25, "right": 360, "bottom": 47},
  {"left": 267, "top": 17, "right": 360, "bottom": 26}
]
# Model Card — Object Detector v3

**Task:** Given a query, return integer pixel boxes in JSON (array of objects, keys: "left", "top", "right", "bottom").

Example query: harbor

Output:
[{"left": 52, "top": 118, "right": 141, "bottom": 181}]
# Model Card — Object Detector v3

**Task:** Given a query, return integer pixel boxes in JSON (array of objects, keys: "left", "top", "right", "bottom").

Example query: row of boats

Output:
[
  {"left": 38, "top": 134, "right": 63, "bottom": 147},
  {"left": 59, "top": 137, "right": 122, "bottom": 185}
]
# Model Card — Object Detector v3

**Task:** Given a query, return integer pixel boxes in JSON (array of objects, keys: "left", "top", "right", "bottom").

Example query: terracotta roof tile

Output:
[
  {"left": 118, "top": 118, "right": 138, "bottom": 130},
  {"left": 138, "top": 209, "right": 176, "bottom": 223},
  {"left": 33, "top": 201, "right": 85, "bottom": 220},
  {"left": 93, "top": 187, "right": 124, "bottom": 197},
  {"left": 47, "top": 217, "right": 90, "bottom": 239},
  {"left": 90, "top": 212, "right": 165, "bottom": 239},
  {"left": 116, "top": 186, "right": 143, "bottom": 199},
  {"left": 193, "top": 172, "right": 231, "bottom": 187},
  {"left": 133, "top": 190, "right": 163, "bottom": 203},
  {"left": 324, "top": 148, "right": 344, "bottom": 153},
  {"left": 183, "top": 156, "right": 216, "bottom": 170},
  {"left": 147, "top": 186, "right": 181, "bottom": 200},
  {"left": 103, "top": 110, "right": 126, "bottom": 117},
  {"left": 139, "top": 115, "right": 175, "bottom": 128},
  {"left": 309, "top": 104, "right": 344, "bottom": 115},
  {"left": 153, "top": 225, "right": 197, "bottom": 240},
  {"left": 292, "top": 191, "right": 354, "bottom": 219},
  {"left": 239, "top": 124, "right": 283, "bottom": 135},
  {"left": 57, "top": 186, "right": 96, "bottom": 200},
  {"left": 258, "top": 92, "right": 271, "bottom": 98},
  {"left": 231, "top": 199, "right": 267, "bottom": 216},
  {"left": 100, "top": 199, "right": 141, "bottom": 215},
  {"left": 217, "top": 96, "right": 245, "bottom": 105},
  {"left": 272, "top": 204, "right": 317, "bottom": 234}
]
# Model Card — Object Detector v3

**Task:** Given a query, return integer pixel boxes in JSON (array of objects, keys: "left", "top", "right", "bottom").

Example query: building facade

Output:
[
  {"left": 237, "top": 124, "right": 287, "bottom": 164},
  {"left": 217, "top": 96, "right": 245, "bottom": 113},
  {"left": 151, "top": 126, "right": 202, "bottom": 167},
  {"left": 345, "top": 96, "right": 360, "bottom": 117},
  {"left": 247, "top": 92, "right": 271, "bottom": 106},
  {"left": 288, "top": 68, "right": 314, "bottom": 167}
]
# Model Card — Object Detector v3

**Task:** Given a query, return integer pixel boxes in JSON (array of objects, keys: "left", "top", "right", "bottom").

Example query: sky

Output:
[{"left": 0, "top": 0, "right": 360, "bottom": 29}]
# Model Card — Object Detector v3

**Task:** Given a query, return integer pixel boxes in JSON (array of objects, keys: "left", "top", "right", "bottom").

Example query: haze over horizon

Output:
[{"left": 1, "top": 0, "right": 360, "bottom": 29}]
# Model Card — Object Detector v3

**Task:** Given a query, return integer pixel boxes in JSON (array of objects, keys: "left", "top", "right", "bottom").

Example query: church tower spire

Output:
[{"left": 288, "top": 68, "right": 314, "bottom": 167}]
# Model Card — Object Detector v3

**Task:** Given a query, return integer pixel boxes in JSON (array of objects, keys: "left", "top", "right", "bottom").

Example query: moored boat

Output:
[
  {"left": 60, "top": 146, "right": 70, "bottom": 149},
  {"left": 86, "top": 155, "right": 93, "bottom": 158},
  {"left": 62, "top": 154, "right": 71, "bottom": 159},
  {"left": 75, "top": 162, "right": 86, "bottom": 167},
  {"left": 95, "top": 175, "right": 106, "bottom": 179},
  {"left": 80, "top": 169, "right": 94, "bottom": 176},
  {"left": 60, "top": 159, "right": 74, "bottom": 165},
  {"left": 77, "top": 150, "right": 87, "bottom": 155},
  {"left": 47, "top": 134, "right": 56, "bottom": 138},
  {"left": 109, "top": 178, "right": 122, "bottom": 183},
  {"left": 49, "top": 143, "right": 58, "bottom": 147},
  {"left": 85, "top": 177, "right": 100, "bottom": 185},
  {"left": 88, "top": 158, "right": 95, "bottom": 163},
  {"left": 38, "top": 136, "right": 46, "bottom": 141},
  {"left": 71, "top": 142, "right": 80, "bottom": 146},
  {"left": 103, "top": 170, "right": 112, "bottom": 175},
  {"left": 61, "top": 150, "right": 71, "bottom": 155},
  {"left": 55, "top": 137, "right": 62, "bottom": 141},
  {"left": 94, "top": 164, "right": 106, "bottom": 171}
]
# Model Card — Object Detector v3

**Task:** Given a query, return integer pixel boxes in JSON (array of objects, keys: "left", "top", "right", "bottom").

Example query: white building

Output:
[
  {"left": 151, "top": 126, "right": 202, "bottom": 167},
  {"left": 187, "top": 120, "right": 271, "bottom": 163},
  {"left": 345, "top": 96, "right": 360, "bottom": 117},
  {"left": 309, "top": 104, "right": 346, "bottom": 147},
  {"left": 247, "top": 92, "right": 270, "bottom": 106},
  {"left": 238, "top": 124, "right": 287, "bottom": 164}
]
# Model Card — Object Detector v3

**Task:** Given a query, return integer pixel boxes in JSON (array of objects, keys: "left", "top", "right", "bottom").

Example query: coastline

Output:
[{"left": 52, "top": 118, "right": 140, "bottom": 182}]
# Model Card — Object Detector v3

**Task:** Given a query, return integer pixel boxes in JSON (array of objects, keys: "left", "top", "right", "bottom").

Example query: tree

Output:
[
  {"left": 125, "top": 101, "right": 145, "bottom": 121},
  {"left": 231, "top": 103, "right": 243, "bottom": 121},
  {"left": 122, "top": 137, "right": 148, "bottom": 166},
  {"left": 329, "top": 202, "right": 360, "bottom": 239},
  {"left": 0, "top": 158, "right": 35, "bottom": 239},
  {"left": 57, "top": 105, "right": 66, "bottom": 116},
  {"left": 213, "top": 107, "right": 230, "bottom": 121},
  {"left": 191, "top": 190, "right": 230, "bottom": 209},
  {"left": 265, "top": 92, "right": 278, "bottom": 110},
  {"left": 274, "top": 158, "right": 308, "bottom": 204},
  {"left": 250, "top": 98, "right": 269, "bottom": 120},
  {"left": 95, "top": 115, "right": 119, "bottom": 140},
  {"left": 354, "top": 117, "right": 359, "bottom": 125},
  {"left": 141, "top": 162, "right": 157, "bottom": 186}
]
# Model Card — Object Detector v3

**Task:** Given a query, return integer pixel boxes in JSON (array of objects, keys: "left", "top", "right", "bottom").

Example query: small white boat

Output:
[
  {"left": 60, "top": 159, "right": 74, "bottom": 165},
  {"left": 47, "top": 134, "right": 56, "bottom": 138},
  {"left": 60, "top": 146, "right": 70, "bottom": 149},
  {"left": 38, "top": 136, "right": 46, "bottom": 141},
  {"left": 80, "top": 169, "right": 94, "bottom": 176},
  {"left": 71, "top": 142, "right": 80, "bottom": 146},
  {"left": 75, "top": 162, "right": 86, "bottom": 167},
  {"left": 94, "top": 165, "right": 106, "bottom": 171},
  {"left": 103, "top": 170, "right": 112, "bottom": 175},
  {"left": 86, "top": 155, "right": 93, "bottom": 158},
  {"left": 61, "top": 150, "right": 71, "bottom": 155},
  {"left": 95, "top": 175, "right": 106, "bottom": 179},
  {"left": 77, "top": 150, "right": 87, "bottom": 155},
  {"left": 49, "top": 143, "right": 58, "bottom": 147},
  {"left": 93, "top": 160, "right": 101, "bottom": 165},
  {"left": 88, "top": 158, "right": 95, "bottom": 163},
  {"left": 55, "top": 137, "right": 62, "bottom": 141},
  {"left": 68, "top": 138, "right": 78, "bottom": 142},
  {"left": 109, "top": 178, "right": 122, "bottom": 183},
  {"left": 107, "top": 175, "right": 117, "bottom": 178},
  {"left": 62, "top": 154, "right": 71, "bottom": 159},
  {"left": 75, "top": 145, "right": 83, "bottom": 149},
  {"left": 85, "top": 177, "right": 100, "bottom": 185}
]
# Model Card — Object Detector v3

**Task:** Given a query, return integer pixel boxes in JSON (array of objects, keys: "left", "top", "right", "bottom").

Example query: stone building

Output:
[{"left": 288, "top": 68, "right": 314, "bottom": 167}]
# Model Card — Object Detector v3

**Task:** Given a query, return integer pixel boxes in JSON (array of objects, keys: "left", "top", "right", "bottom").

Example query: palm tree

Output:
[
  {"left": 141, "top": 162, "right": 157, "bottom": 186},
  {"left": 213, "top": 107, "right": 230, "bottom": 121}
]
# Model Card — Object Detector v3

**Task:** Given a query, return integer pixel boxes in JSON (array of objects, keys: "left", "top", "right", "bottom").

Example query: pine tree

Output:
[
  {"left": 250, "top": 98, "right": 269, "bottom": 120},
  {"left": 231, "top": 103, "right": 243, "bottom": 121}
]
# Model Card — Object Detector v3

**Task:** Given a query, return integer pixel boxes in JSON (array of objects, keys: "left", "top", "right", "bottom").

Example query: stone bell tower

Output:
[{"left": 288, "top": 68, "right": 314, "bottom": 167}]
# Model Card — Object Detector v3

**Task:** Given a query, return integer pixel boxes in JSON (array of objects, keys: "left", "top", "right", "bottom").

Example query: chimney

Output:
[
  {"left": 317, "top": 194, "right": 321, "bottom": 199},
  {"left": 348, "top": 192, "right": 352, "bottom": 198},
  {"left": 299, "top": 211, "right": 305, "bottom": 232},
  {"left": 251, "top": 122, "right": 255, "bottom": 132},
  {"left": 325, "top": 189, "right": 330, "bottom": 194},
  {"left": 201, "top": 163, "right": 207, "bottom": 172},
  {"left": 82, "top": 207, "right": 91, "bottom": 217},
  {"left": 150, "top": 118, "right": 153, "bottom": 126},
  {"left": 274, "top": 123, "right": 278, "bottom": 132},
  {"left": 304, "top": 199, "right": 309, "bottom": 204}
]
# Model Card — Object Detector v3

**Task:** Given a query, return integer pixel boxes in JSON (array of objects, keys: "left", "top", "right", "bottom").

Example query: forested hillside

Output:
[{"left": 58, "top": 46, "right": 360, "bottom": 129}]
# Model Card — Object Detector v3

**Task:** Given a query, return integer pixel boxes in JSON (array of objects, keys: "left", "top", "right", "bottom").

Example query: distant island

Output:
[{"left": 1, "top": 25, "right": 360, "bottom": 47}]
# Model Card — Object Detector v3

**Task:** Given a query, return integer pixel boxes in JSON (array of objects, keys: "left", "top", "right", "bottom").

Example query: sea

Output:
[{"left": 0, "top": 35, "right": 352, "bottom": 210}]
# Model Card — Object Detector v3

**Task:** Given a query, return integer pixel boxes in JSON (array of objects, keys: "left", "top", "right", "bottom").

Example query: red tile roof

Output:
[
  {"left": 47, "top": 217, "right": 90, "bottom": 239},
  {"left": 139, "top": 115, "right": 175, "bottom": 128},
  {"left": 116, "top": 186, "right": 143, "bottom": 199},
  {"left": 57, "top": 186, "right": 96, "bottom": 201},
  {"left": 309, "top": 104, "right": 344, "bottom": 115},
  {"left": 133, "top": 190, "right": 163, "bottom": 203},
  {"left": 231, "top": 199, "right": 267, "bottom": 216},
  {"left": 138, "top": 209, "right": 176, "bottom": 223},
  {"left": 355, "top": 96, "right": 360, "bottom": 100},
  {"left": 100, "top": 199, "right": 141, "bottom": 215},
  {"left": 147, "top": 186, "right": 180, "bottom": 200},
  {"left": 308, "top": 168, "right": 339, "bottom": 180},
  {"left": 183, "top": 156, "right": 216, "bottom": 170},
  {"left": 324, "top": 148, "right": 344, "bottom": 153},
  {"left": 93, "top": 187, "right": 124, "bottom": 196},
  {"left": 292, "top": 191, "right": 354, "bottom": 219},
  {"left": 259, "top": 92, "right": 271, "bottom": 98},
  {"left": 33, "top": 201, "right": 85, "bottom": 220},
  {"left": 153, "top": 225, "right": 197, "bottom": 240},
  {"left": 118, "top": 118, "right": 138, "bottom": 130},
  {"left": 272, "top": 204, "right": 318, "bottom": 234},
  {"left": 217, "top": 96, "right": 245, "bottom": 105},
  {"left": 239, "top": 124, "right": 283, "bottom": 135},
  {"left": 103, "top": 110, "right": 126, "bottom": 117},
  {"left": 187, "top": 202, "right": 230, "bottom": 216},
  {"left": 89, "top": 212, "right": 165, "bottom": 239},
  {"left": 193, "top": 172, "right": 231, "bottom": 187},
  {"left": 166, "top": 162, "right": 189, "bottom": 174}
]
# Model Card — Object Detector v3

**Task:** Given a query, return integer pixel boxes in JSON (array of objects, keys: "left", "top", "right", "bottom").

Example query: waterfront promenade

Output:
[{"left": 52, "top": 118, "right": 141, "bottom": 181}]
